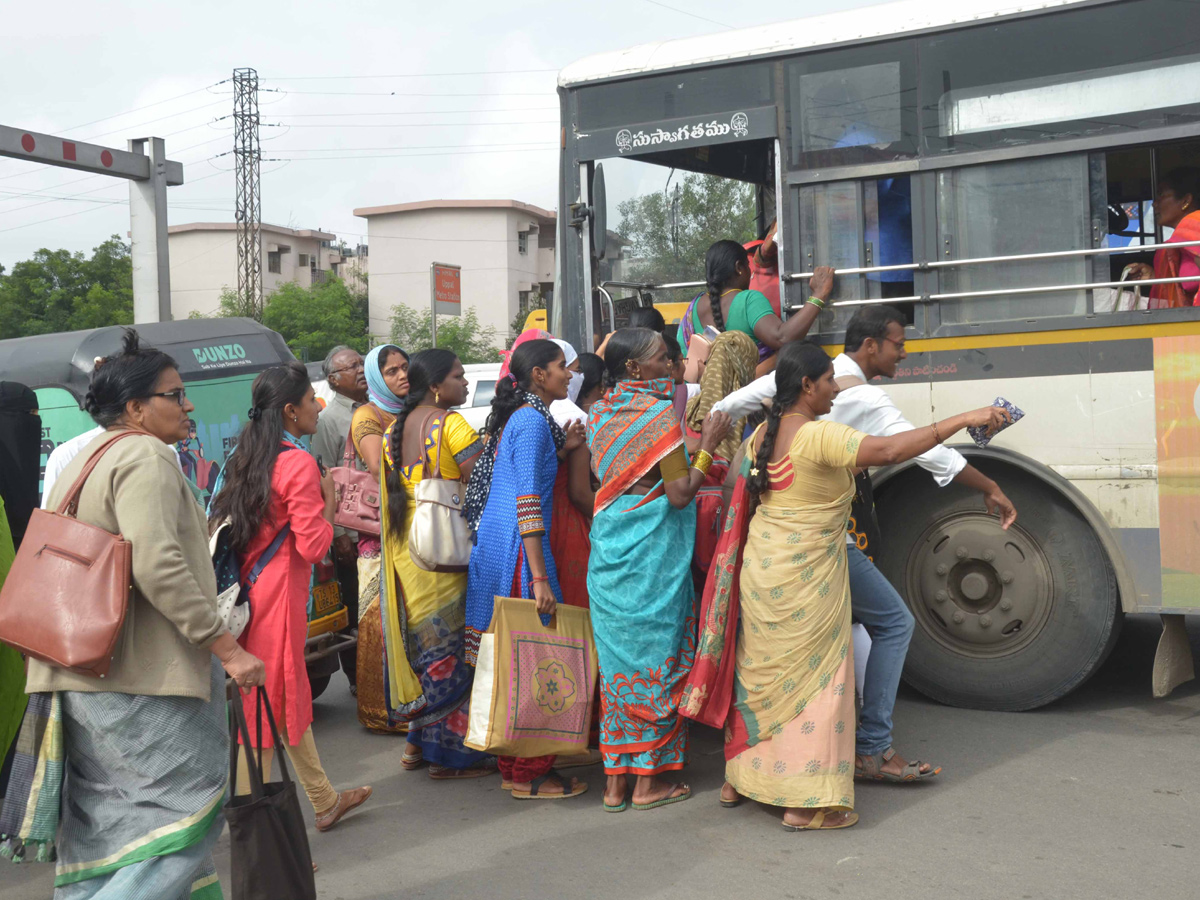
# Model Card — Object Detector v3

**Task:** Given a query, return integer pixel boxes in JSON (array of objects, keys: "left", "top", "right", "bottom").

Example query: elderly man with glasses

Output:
[{"left": 311, "top": 345, "right": 369, "bottom": 693}]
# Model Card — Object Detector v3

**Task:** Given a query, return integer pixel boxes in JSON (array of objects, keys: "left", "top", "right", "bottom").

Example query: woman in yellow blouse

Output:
[
  {"left": 379, "top": 349, "right": 494, "bottom": 777},
  {"left": 351, "top": 344, "right": 409, "bottom": 733}
]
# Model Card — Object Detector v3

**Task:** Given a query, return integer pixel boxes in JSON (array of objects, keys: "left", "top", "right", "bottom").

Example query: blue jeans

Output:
[{"left": 847, "top": 545, "right": 914, "bottom": 757}]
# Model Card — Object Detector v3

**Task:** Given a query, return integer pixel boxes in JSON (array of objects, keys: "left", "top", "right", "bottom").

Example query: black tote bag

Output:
[{"left": 224, "top": 689, "right": 317, "bottom": 900}]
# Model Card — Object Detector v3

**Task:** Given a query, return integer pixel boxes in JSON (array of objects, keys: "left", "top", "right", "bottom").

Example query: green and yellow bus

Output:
[{"left": 554, "top": 0, "right": 1200, "bottom": 709}]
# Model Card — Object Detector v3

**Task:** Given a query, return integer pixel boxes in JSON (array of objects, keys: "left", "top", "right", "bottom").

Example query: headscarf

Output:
[
  {"left": 464, "top": 389, "right": 565, "bottom": 537},
  {"left": 499, "top": 328, "right": 550, "bottom": 381},
  {"left": 365, "top": 344, "right": 409, "bottom": 415},
  {"left": 548, "top": 338, "right": 586, "bottom": 424},
  {"left": 0, "top": 383, "right": 41, "bottom": 549}
]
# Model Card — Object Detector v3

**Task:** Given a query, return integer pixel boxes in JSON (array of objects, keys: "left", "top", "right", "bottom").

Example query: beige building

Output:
[
  {"left": 353, "top": 199, "right": 556, "bottom": 344},
  {"left": 168, "top": 222, "right": 338, "bottom": 319}
]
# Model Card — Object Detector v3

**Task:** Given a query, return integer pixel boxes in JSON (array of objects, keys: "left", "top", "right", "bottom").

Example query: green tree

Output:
[
  {"left": 389, "top": 305, "right": 502, "bottom": 364},
  {"left": 616, "top": 173, "right": 757, "bottom": 291},
  {"left": 0, "top": 236, "right": 133, "bottom": 339}
]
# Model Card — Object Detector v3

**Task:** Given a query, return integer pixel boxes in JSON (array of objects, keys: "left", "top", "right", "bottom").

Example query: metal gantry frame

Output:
[
  {"left": 233, "top": 68, "right": 263, "bottom": 320},
  {"left": 0, "top": 125, "right": 183, "bottom": 322}
]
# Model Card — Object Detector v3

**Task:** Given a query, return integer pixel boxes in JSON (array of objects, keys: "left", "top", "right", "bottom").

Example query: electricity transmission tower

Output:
[{"left": 233, "top": 67, "right": 263, "bottom": 319}]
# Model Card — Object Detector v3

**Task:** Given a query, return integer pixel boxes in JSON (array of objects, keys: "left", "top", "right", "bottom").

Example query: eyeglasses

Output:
[
  {"left": 882, "top": 337, "right": 906, "bottom": 353},
  {"left": 148, "top": 389, "right": 188, "bottom": 407},
  {"left": 328, "top": 361, "right": 365, "bottom": 377}
]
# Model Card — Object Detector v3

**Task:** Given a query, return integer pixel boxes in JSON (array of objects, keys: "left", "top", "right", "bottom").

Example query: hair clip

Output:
[
  {"left": 247, "top": 407, "right": 262, "bottom": 421},
  {"left": 749, "top": 466, "right": 760, "bottom": 477}
]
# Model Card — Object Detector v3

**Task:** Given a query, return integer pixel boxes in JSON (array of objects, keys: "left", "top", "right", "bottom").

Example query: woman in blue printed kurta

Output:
[{"left": 463, "top": 338, "right": 588, "bottom": 798}]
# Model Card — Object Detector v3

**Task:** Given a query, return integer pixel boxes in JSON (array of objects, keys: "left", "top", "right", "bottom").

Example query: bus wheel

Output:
[{"left": 876, "top": 467, "right": 1121, "bottom": 711}]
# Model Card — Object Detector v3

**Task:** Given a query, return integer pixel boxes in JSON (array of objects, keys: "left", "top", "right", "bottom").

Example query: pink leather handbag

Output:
[{"left": 330, "top": 416, "right": 382, "bottom": 537}]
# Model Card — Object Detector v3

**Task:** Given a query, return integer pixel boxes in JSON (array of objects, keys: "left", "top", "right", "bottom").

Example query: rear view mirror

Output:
[{"left": 592, "top": 163, "right": 607, "bottom": 260}]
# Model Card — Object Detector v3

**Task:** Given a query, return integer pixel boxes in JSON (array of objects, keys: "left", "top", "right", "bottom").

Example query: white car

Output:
[{"left": 456, "top": 363, "right": 501, "bottom": 433}]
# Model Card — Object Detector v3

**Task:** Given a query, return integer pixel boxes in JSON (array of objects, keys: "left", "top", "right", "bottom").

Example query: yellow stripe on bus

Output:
[{"left": 819, "top": 319, "right": 1200, "bottom": 356}]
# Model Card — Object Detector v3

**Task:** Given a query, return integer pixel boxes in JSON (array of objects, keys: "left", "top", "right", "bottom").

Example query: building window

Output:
[
  {"left": 298, "top": 253, "right": 309, "bottom": 267},
  {"left": 268, "top": 251, "right": 281, "bottom": 274},
  {"left": 518, "top": 231, "right": 529, "bottom": 255}
]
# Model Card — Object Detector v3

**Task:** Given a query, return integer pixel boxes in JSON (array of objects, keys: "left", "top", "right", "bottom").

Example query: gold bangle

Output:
[
  {"left": 931, "top": 422, "right": 943, "bottom": 444},
  {"left": 691, "top": 449, "right": 713, "bottom": 476}
]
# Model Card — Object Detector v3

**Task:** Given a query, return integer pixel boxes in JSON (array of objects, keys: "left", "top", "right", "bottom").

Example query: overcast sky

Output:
[{"left": 1, "top": 0, "right": 876, "bottom": 270}]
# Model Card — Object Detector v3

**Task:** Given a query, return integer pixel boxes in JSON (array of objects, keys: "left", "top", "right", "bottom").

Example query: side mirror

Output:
[{"left": 592, "top": 163, "right": 607, "bottom": 260}]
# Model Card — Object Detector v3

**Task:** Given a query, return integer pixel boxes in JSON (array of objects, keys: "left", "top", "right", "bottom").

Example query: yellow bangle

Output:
[{"left": 691, "top": 449, "right": 714, "bottom": 476}]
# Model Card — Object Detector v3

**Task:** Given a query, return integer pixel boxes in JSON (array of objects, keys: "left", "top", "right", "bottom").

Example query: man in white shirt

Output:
[{"left": 714, "top": 305, "right": 1016, "bottom": 782}]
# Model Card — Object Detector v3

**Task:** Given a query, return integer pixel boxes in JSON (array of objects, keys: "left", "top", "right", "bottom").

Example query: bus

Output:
[{"left": 553, "top": 0, "right": 1200, "bottom": 710}]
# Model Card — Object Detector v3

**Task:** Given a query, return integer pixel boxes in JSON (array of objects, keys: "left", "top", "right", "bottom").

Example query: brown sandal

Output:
[
  {"left": 855, "top": 747, "right": 941, "bottom": 783},
  {"left": 314, "top": 786, "right": 372, "bottom": 832},
  {"left": 782, "top": 809, "right": 859, "bottom": 831},
  {"left": 429, "top": 765, "right": 497, "bottom": 780},
  {"left": 510, "top": 769, "right": 588, "bottom": 800}
]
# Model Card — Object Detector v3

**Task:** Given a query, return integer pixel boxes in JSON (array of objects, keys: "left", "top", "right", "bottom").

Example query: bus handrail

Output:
[
  {"left": 596, "top": 285, "right": 616, "bottom": 331},
  {"left": 784, "top": 239, "right": 1200, "bottom": 280},
  {"left": 784, "top": 275, "right": 1200, "bottom": 309}
]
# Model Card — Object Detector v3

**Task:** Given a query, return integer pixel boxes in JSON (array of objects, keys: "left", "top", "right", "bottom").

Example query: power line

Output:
[
  {"left": 269, "top": 146, "right": 556, "bottom": 161},
  {"left": 641, "top": 0, "right": 733, "bottom": 28},
  {"left": 273, "top": 107, "right": 557, "bottom": 117},
  {"left": 272, "top": 120, "right": 558, "bottom": 128},
  {"left": 263, "top": 88, "right": 551, "bottom": 97},
  {"left": 56, "top": 82, "right": 226, "bottom": 135},
  {"left": 269, "top": 68, "right": 558, "bottom": 80},
  {"left": 264, "top": 141, "right": 554, "bottom": 152}
]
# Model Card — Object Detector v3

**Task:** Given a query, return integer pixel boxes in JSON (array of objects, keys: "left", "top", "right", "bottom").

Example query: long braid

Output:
[
  {"left": 747, "top": 373, "right": 802, "bottom": 497},
  {"left": 384, "top": 392, "right": 422, "bottom": 538},
  {"left": 703, "top": 238, "right": 748, "bottom": 334},
  {"left": 707, "top": 282, "right": 727, "bottom": 332}
]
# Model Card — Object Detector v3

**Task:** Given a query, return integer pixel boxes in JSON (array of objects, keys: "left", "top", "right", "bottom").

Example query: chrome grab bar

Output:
[
  {"left": 784, "top": 239, "right": 1200, "bottom": 281},
  {"left": 596, "top": 285, "right": 616, "bottom": 331},
  {"left": 784, "top": 275, "right": 1199, "bottom": 310}
]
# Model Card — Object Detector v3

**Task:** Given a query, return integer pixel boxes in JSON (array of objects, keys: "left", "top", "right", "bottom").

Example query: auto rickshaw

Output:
[{"left": 0, "top": 319, "right": 354, "bottom": 697}]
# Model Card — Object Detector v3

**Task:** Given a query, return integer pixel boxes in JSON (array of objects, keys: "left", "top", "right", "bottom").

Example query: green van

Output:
[{"left": 0, "top": 318, "right": 352, "bottom": 696}]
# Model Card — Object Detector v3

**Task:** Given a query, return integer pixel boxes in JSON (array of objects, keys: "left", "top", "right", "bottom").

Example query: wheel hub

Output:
[{"left": 905, "top": 513, "right": 1053, "bottom": 659}]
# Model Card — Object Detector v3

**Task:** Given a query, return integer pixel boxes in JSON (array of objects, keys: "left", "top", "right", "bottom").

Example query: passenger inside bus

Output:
[{"left": 1126, "top": 167, "right": 1200, "bottom": 308}]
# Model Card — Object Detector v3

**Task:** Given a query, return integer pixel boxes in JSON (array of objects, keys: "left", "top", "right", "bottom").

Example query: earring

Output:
[{"left": 434, "top": 388, "right": 440, "bottom": 404}]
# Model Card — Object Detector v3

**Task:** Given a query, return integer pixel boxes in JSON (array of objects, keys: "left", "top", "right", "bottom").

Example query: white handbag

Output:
[{"left": 408, "top": 414, "right": 473, "bottom": 573}]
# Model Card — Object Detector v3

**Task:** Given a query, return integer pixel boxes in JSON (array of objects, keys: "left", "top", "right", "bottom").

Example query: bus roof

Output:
[
  {"left": 0, "top": 318, "right": 295, "bottom": 399},
  {"left": 558, "top": 0, "right": 1101, "bottom": 87}
]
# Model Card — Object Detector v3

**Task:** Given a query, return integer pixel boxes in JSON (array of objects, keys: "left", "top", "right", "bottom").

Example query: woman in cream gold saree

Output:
[{"left": 683, "top": 341, "right": 1009, "bottom": 830}]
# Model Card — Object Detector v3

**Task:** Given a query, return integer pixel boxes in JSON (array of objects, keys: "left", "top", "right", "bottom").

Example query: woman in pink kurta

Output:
[{"left": 210, "top": 361, "right": 372, "bottom": 834}]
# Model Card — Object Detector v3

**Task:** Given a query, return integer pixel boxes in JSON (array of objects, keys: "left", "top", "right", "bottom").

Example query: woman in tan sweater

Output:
[{"left": 3, "top": 330, "right": 263, "bottom": 898}]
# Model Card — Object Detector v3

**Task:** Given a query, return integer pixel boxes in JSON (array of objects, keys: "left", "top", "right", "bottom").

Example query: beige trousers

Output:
[{"left": 236, "top": 722, "right": 339, "bottom": 816}]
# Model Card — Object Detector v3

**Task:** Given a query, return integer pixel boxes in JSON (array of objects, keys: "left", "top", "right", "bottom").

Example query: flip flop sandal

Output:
[
  {"left": 631, "top": 783, "right": 691, "bottom": 811},
  {"left": 511, "top": 768, "right": 588, "bottom": 800},
  {"left": 855, "top": 747, "right": 941, "bottom": 783},
  {"left": 603, "top": 799, "right": 628, "bottom": 813},
  {"left": 429, "top": 765, "right": 497, "bottom": 780},
  {"left": 719, "top": 786, "right": 743, "bottom": 809},
  {"left": 500, "top": 779, "right": 513, "bottom": 791},
  {"left": 400, "top": 749, "right": 425, "bottom": 771},
  {"left": 781, "top": 809, "right": 859, "bottom": 832}
]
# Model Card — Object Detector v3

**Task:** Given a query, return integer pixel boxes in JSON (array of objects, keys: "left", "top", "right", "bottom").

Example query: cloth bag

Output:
[
  {"left": 464, "top": 597, "right": 597, "bottom": 757},
  {"left": 0, "top": 430, "right": 141, "bottom": 678},
  {"left": 331, "top": 427, "right": 381, "bottom": 537},
  {"left": 408, "top": 414, "right": 472, "bottom": 572},
  {"left": 224, "top": 688, "right": 316, "bottom": 900}
]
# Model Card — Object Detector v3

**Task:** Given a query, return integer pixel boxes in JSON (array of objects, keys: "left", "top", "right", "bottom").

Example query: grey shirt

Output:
[{"left": 311, "top": 392, "right": 360, "bottom": 539}]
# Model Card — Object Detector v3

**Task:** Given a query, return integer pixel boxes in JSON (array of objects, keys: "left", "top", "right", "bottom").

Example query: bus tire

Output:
[
  {"left": 874, "top": 464, "right": 1122, "bottom": 711},
  {"left": 308, "top": 673, "right": 332, "bottom": 701}
]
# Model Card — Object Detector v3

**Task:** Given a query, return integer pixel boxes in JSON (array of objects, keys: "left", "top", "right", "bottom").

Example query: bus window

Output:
[
  {"left": 797, "top": 175, "right": 916, "bottom": 330},
  {"left": 936, "top": 154, "right": 1091, "bottom": 326},
  {"left": 919, "top": 0, "right": 1200, "bottom": 156},
  {"left": 787, "top": 41, "right": 918, "bottom": 170}
]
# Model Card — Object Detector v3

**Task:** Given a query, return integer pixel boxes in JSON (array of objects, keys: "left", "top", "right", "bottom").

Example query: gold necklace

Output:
[
  {"left": 782, "top": 412, "right": 813, "bottom": 420},
  {"left": 719, "top": 288, "right": 740, "bottom": 297}
]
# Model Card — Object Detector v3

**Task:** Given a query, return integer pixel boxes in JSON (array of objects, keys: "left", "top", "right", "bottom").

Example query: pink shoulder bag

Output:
[{"left": 330, "top": 412, "right": 382, "bottom": 537}]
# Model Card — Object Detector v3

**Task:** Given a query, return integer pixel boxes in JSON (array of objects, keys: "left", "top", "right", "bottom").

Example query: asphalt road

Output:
[{"left": 7, "top": 614, "right": 1200, "bottom": 900}]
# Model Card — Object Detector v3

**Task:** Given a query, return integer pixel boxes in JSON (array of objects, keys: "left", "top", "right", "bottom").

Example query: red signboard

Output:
[{"left": 433, "top": 265, "right": 461, "bottom": 306}]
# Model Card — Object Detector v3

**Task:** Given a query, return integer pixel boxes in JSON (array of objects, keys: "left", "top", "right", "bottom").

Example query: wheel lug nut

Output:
[
  {"left": 1000, "top": 600, "right": 1013, "bottom": 612},
  {"left": 952, "top": 611, "right": 965, "bottom": 624},
  {"left": 979, "top": 615, "right": 992, "bottom": 628},
  {"left": 935, "top": 590, "right": 948, "bottom": 603},
  {"left": 956, "top": 546, "right": 969, "bottom": 559},
  {"left": 936, "top": 564, "right": 948, "bottom": 576},
  {"left": 1001, "top": 572, "right": 1014, "bottom": 584},
  {"left": 983, "top": 550, "right": 995, "bottom": 562}
]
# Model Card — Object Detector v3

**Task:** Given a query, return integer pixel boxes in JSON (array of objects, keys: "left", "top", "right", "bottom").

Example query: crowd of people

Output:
[{"left": 0, "top": 236, "right": 1020, "bottom": 896}]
